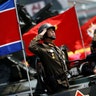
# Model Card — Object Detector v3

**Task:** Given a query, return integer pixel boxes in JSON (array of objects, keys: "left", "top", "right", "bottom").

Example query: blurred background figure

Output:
[
  {"left": 80, "top": 29, "right": 96, "bottom": 76},
  {"left": 90, "top": 29, "right": 96, "bottom": 53}
]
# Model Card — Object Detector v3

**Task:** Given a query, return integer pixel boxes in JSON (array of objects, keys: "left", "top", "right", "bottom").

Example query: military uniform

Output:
[
  {"left": 90, "top": 40, "right": 96, "bottom": 53},
  {"left": 29, "top": 34, "right": 69, "bottom": 93},
  {"left": 81, "top": 39, "right": 96, "bottom": 76}
]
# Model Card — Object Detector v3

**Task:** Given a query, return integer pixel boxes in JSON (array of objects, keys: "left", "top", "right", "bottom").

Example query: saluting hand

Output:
[{"left": 39, "top": 28, "right": 47, "bottom": 36}]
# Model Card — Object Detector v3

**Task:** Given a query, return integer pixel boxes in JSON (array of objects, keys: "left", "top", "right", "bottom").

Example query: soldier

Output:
[
  {"left": 90, "top": 29, "right": 96, "bottom": 53},
  {"left": 29, "top": 23, "right": 69, "bottom": 94},
  {"left": 90, "top": 29, "right": 96, "bottom": 74},
  {"left": 81, "top": 29, "right": 96, "bottom": 76}
]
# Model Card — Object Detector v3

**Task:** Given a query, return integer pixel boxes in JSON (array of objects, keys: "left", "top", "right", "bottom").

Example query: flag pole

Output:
[
  {"left": 14, "top": 0, "right": 33, "bottom": 96},
  {"left": 73, "top": 2, "right": 87, "bottom": 58}
]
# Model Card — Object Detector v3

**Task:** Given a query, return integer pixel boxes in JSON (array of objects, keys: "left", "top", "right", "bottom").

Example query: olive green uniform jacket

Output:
[{"left": 29, "top": 35, "right": 69, "bottom": 93}]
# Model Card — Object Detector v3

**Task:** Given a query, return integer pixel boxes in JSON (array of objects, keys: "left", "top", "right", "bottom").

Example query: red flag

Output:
[
  {"left": 75, "top": 90, "right": 84, "bottom": 96},
  {"left": 68, "top": 16, "right": 96, "bottom": 61},
  {"left": 81, "top": 16, "right": 96, "bottom": 47},
  {"left": 23, "top": 6, "right": 82, "bottom": 56}
]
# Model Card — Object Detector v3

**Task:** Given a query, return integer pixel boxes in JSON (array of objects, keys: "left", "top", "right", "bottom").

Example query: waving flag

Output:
[
  {"left": 68, "top": 16, "right": 96, "bottom": 61},
  {"left": 0, "top": 0, "right": 22, "bottom": 56},
  {"left": 81, "top": 16, "right": 96, "bottom": 47},
  {"left": 23, "top": 6, "right": 83, "bottom": 56}
]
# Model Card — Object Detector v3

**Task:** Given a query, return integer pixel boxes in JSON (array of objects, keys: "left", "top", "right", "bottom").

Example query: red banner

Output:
[
  {"left": 68, "top": 16, "right": 96, "bottom": 61},
  {"left": 81, "top": 16, "right": 96, "bottom": 47},
  {"left": 23, "top": 6, "right": 83, "bottom": 56}
]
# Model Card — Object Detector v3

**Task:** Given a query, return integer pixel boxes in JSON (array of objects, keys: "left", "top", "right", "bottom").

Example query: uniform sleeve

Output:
[{"left": 28, "top": 34, "right": 43, "bottom": 55}]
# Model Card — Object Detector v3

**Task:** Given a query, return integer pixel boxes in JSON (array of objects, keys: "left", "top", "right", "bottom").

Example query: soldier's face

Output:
[{"left": 46, "top": 28, "right": 56, "bottom": 40}]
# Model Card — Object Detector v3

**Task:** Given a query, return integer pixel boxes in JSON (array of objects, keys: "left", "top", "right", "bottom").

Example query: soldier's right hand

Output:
[{"left": 39, "top": 28, "right": 47, "bottom": 36}]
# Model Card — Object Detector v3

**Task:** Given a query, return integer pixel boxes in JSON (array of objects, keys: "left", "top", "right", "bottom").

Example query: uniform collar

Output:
[{"left": 44, "top": 42, "right": 55, "bottom": 47}]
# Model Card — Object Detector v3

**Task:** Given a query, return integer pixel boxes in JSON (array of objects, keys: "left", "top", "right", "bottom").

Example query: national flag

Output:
[
  {"left": 75, "top": 90, "right": 84, "bottom": 96},
  {"left": 0, "top": 0, "right": 22, "bottom": 56},
  {"left": 23, "top": 6, "right": 83, "bottom": 56}
]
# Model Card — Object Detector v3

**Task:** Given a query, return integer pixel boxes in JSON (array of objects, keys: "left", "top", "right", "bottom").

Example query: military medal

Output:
[
  {"left": 49, "top": 49, "right": 55, "bottom": 59},
  {"left": 52, "top": 53, "right": 55, "bottom": 59}
]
